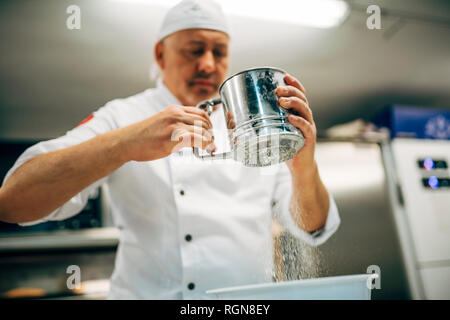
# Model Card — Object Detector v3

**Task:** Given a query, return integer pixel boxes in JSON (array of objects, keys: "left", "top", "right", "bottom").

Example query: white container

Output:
[{"left": 206, "top": 274, "right": 378, "bottom": 300}]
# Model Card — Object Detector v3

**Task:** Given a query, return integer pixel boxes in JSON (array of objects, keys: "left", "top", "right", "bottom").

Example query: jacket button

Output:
[
  {"left": 185, "top": 234, "right": 192, "bottom": 242},
  {"left": 187, "top": 283, "right": 195, "bottom": 290},
  {"left": 180, "top": 190, "right": 185, "bottom": 196}
]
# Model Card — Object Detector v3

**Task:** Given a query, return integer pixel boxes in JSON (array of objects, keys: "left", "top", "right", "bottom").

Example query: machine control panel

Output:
[
  {"left": 417, "top": 158, "right": 448, "bottom": 170},
  {"left": 417, "top": 157, "right": 449, "bottom": 189},
  {"left": 422, "top": 177, "right": 450, "bottom": 189}
]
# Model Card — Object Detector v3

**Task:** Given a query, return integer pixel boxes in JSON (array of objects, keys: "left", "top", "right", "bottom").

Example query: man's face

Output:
[{"left": 155, "top": 29, "right": 230, "bottom": 106}]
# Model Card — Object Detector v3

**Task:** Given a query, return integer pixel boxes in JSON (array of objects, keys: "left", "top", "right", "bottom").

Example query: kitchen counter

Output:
[
  {"left": 0, "top": 227, "right": 120, "bottom": 252},
  {"left": 0, "top": 230, "right": 118, "bottom": 299}
]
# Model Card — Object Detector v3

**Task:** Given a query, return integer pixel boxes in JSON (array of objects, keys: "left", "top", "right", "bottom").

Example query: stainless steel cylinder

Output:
[{"left": 193, "top": 67, "right": 305, "bottom": 167}]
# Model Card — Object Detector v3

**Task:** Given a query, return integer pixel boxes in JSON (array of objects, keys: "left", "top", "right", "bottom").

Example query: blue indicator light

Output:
[
  {"left": 428, "top": 176, "right": 439, "bottom": 189},
  {"left": 423, "top": 157, "right": 434, "bottom": 170}
]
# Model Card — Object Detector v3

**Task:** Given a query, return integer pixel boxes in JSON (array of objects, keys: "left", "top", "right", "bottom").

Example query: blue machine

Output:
[{"left": 374, "top": 105, "right": 450, "bottom": 140}]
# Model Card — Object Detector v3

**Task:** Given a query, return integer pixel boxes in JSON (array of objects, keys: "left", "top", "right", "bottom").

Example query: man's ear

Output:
[{"left": 154, "top": 40, "right": 165, "bottom": 70}]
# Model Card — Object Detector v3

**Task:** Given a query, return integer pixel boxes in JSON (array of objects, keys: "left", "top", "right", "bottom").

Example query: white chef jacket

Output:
[{"left": 3, "top": 79, "right": 341, "bottom": 299}]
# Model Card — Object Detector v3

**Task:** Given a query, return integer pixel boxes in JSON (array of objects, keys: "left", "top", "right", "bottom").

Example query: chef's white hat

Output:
[{"left": 157, "top": 0, "right": 229, "bottom": 41}]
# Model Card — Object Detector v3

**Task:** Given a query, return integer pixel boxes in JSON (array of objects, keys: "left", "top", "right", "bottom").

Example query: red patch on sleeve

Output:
[{"left": 76, "top": 114, "right": 94, "bottom": 127}]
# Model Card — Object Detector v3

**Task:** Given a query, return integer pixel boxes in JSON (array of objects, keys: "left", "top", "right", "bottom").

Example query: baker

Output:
[{"left": 0, "top": 0, "right": 340, "bottom": 299}]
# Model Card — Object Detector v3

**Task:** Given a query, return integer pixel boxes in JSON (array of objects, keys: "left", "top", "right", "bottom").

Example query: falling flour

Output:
[
  {"left": 277, "top": 232, "right": 323, "bottom": 281},
  {"left": 251, "top": 228, "right": 325, "bottom": 289}
]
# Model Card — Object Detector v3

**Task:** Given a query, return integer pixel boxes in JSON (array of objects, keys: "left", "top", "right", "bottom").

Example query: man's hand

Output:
[
  {"left": 275, "top": 74, "right": 316, "bottom": 174},
  {"left": 275, "top": 74, "right": 330, "bottom": 233},
  {"left": 121, "top": 104, "right": 216, "bottom": 162}
]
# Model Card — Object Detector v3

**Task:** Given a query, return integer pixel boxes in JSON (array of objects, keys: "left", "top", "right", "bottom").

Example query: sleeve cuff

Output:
[
  {"left": 17, "top": 187, "right": 101, "bottom": 227},
  {"left": 279, "top": 192, "right": 341, "bottom": 247},
  {"left": 17, "top": 209, "right": 61, "bottom": 227}
]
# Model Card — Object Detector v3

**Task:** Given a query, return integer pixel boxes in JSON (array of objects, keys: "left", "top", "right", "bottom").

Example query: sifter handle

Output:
[{"left": 192, "top": 98, "right": 232, "bottom": 160}]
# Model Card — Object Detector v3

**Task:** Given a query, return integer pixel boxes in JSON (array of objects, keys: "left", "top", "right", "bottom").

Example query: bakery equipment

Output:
[{"left": 193, "top": 67, "right": 305, "bottom": 167}]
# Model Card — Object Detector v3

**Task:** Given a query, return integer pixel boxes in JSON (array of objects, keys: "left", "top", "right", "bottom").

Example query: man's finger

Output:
[
  {"left": 287, "top": 115, "right": 316, "bottom": 140},
  {"left": 275, "top": 85, "right": 308, "bottom": 104},
  {"left": 170, "top": 124, "right": 214, "bottom": 145},
  {"left": 183, "top": 106, "right": 213, "bottom": 128},
  {"left": 279, "top": 97, "right": 313, "bottom": 124},
  {"left": 181, "top": 132, "right": 216, "bottom": 151},
  {"left": 172, "top": 128, "right": 216, "bottom": 153},
  {"left": 183, "top": 124, "right": 215, "bottom": 142},
  {"left": 284, "top": 74, "right": 306, "bottom": 94},
  {"left": 181, "top": 114, "right": 213, "bottom": 129}
]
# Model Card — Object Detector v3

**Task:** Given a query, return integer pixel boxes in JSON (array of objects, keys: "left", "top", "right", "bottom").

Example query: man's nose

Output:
[{"left": 197, "top": 50, "right": 216, "bottom": 74}]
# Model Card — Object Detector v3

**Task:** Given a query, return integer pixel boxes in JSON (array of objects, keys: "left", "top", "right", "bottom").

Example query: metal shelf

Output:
[{"left": 0, "top": 227, "right": 120, "bottom": 252}]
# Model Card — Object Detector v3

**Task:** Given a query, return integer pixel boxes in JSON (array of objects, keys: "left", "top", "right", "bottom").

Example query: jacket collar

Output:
[{"left": 155, "top": 78, "right": 182, "bottom": 108}]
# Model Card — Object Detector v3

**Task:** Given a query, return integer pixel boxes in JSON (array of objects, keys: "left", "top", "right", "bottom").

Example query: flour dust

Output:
[{"left": 275, "top": 232, "right": 324, "bottom": 281}]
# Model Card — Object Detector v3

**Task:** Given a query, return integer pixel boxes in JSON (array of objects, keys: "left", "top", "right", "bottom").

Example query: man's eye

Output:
[
  {"left": 213, "top": 50, "right": 225, "bottom": 57},
  {"left": 191, "top": 49, "right": 204, "bottom": 56}
]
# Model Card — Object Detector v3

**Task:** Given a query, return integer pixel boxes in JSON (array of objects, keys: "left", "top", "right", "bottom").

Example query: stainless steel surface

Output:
[
  {"left": 193, "top": 67, "right": 305, "bottom": 167},
  {"left": 0, "top": 227, "right": 119, "bottom": 252}
]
